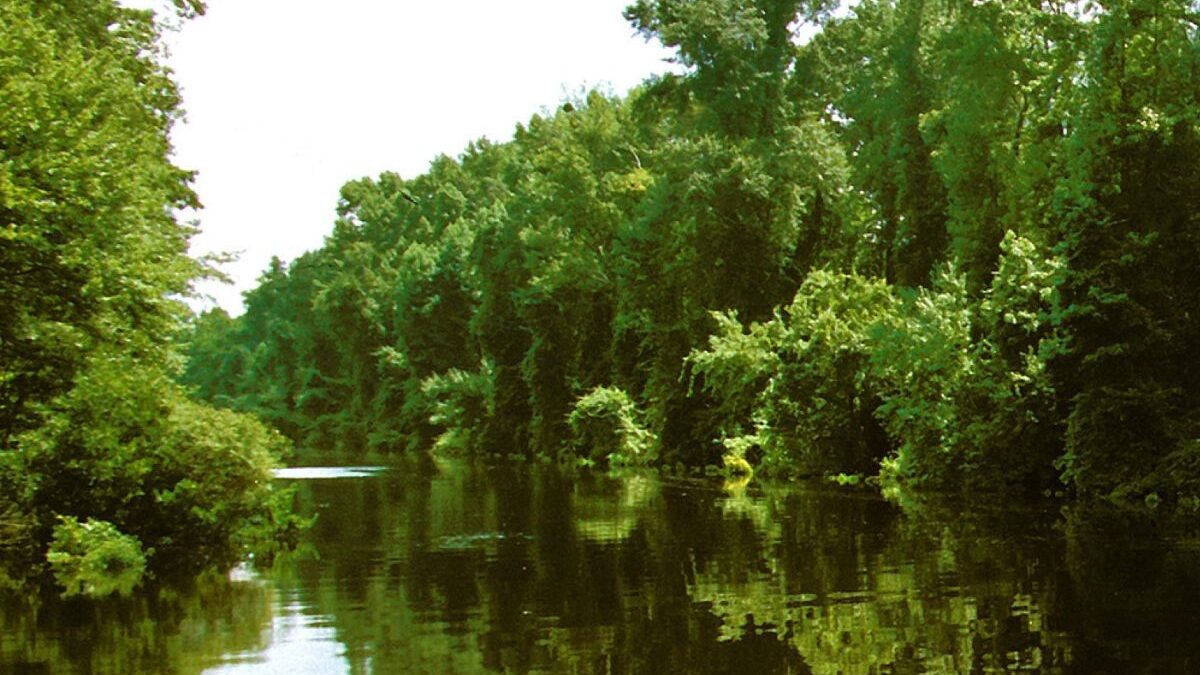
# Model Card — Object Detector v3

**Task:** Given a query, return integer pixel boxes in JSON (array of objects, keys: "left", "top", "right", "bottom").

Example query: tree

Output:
[
  {"left": 1051, "top": 0, "right": 1200, "bottom": 495},
  {"left": 1, "top": 0, "right": 294, "bottom": 587},
  {"left": 0, "top": 0, "right": 199, "bottom": 446}
]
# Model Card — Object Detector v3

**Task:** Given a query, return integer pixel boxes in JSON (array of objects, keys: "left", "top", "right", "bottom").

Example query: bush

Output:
[
  {"left": 757, "top": 271, "right": 896, "bottom": 475},
  {"left": 12, "top": 356, "right": 294, "bottom": 575},
  {"left": 691, "top": 271, "right": 896, "bottom": 476},
  {"left": 872, "top": 233, "right": 1063, "bottom": 491},
  {"left": 870, "top": 268, "right": 977, "bottom": 485},
  {"left": 46, "top": 517, "right": 146, "bottom": 598},
  {"left": 687, "top": 310, "right": 785, "bottom": 442},
  {"left": 421, "top": 365, "right": 494, "bottom": 454},
  {"left": 567, "top": 387, "right": 654, "bottom": 466}
]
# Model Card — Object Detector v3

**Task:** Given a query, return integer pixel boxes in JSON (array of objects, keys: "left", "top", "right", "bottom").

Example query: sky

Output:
[{"left": 124, "top": 0, "right": 677, "bottom": 314}]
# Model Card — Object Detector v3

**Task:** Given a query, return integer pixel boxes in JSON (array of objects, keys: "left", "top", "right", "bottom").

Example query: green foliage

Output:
[
  {"left": 0, "top": 0, "right": 200, "bottom": 446},
  {"left": 181, "top": 0, "right": 1200, "bottom": 500},
  {"left": 421, "top": 366, "right": 493, "bottom": 455},
  {"left": 567, "top": 387, "right": 654, "bottom": 467},
  {"left": 10, "top": 358, "right": 292, "bottom": 573},
  {"left": 0, "top": 0, "right": 294, "bottom": 586},
  {"left": 692, "top": 271, "right": 896, "bottom": 476},
  {"left": 46, "top": 516, "right": 146, "bottom": 598},
  {"left": 688, "top": 310, "right": 785, "bottom": 434},
  {"left": 872, "top": 233, "right": 1063, "bottom": 491},
  {"left": 762, "top": 272, "right": 895, "bottom": 475},
  {"left": 626, "top": 0, "right": 835, "bottom": 136},
  {"left": 871, "top": 268, "right": 979, "bottom": 484},
  {"left": 179, "top": 308, "right": 243, "bottom": 407},
  {"left": 1047, "top": 0, "right": 1200, "bottom": 496}
]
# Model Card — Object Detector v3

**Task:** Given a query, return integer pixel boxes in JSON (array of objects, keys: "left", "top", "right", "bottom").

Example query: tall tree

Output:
[
  {"left": 1, "top": 0, "right": 293, "bottom": 585},
  {"left": 1052, "top": 0, "right": 1200, "bottom": 494},
  {"left": 0, "top": 0, "right": 199, "bottom": 446}
]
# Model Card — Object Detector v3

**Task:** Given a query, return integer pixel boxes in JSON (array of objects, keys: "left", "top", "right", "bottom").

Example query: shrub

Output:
[
  {"left": 420, "top": 365, "right": 494, "bottom": 454},
  {"left": 872, "top": 233, "right": 1063, "bottom": 491},
  {"left": 688, "top": 310, "right": 785, "bottom": 441},
  {"left": 756, "top": 271, "right": 896, "bottom": 475},
  {"left": 567, "top": 387, "right": 654, "bottom": 466},
  {"left": 46, "top": 517, "right": 146, "bottom": 598},
  {"left": 14, "top": 357, "right": 294, "bottom": 575},
  {"left": 870, "top": 268, "right": 977, "bottom": 484},
  {"left": 691, "top": 271, "right": 896, "bottom": 476}
]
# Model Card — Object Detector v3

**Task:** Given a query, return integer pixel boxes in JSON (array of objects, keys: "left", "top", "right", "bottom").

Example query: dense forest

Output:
[
  {"left": 0, "top": 0, "right": 296, "bottom": 595},
  {"left": 7, "top": 0, "right": 1200, "bottom": 599},
  {"left": 183, "top": 0, "right": 1200, "bottom": 503}
]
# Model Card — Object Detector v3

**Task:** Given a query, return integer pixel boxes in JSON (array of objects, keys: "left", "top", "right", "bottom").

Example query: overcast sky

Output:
[{"left": 126, "top": 1, "right": 676, "bottom": 313}]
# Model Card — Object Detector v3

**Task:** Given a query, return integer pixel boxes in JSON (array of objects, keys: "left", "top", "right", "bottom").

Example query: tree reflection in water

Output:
[{"left": 4, "top": 459, "right": 1200, "bottom": 673}]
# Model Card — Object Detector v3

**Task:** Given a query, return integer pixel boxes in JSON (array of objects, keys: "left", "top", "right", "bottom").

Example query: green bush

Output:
[
  {"left": 691, "top": 271, "right": 896, "bottom": 476},
  {"left": 870, "top": 268, "right": 977, "bottom": 485},
  {"left": 687, "top": 235, "right": 1063, "bottom": 488},
  {"left": 421, "top": 365, "right": 494, "bottom": 454},
  {"left": 567, "top": 387, "right": 654, "bottom": 466},
  {"left": 12, "top": 356, "right": 294, "bottom": 575},
  {"left": 756, "top": 271, "right": 896, "bottom": 475},
  {"left": 46, "top": 517, "right": 146, "bottom": 598},
  {"left": 872, "top": 233, "right": 1063, "bottom": 491},
  {"left": 688, "top": 310, "right": 786, "bottom": 442}
]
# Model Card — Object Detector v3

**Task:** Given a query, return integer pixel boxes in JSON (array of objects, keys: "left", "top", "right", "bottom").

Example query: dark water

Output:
[{"left": 3, "top": 459, "right": 1200, "bottom": 674}]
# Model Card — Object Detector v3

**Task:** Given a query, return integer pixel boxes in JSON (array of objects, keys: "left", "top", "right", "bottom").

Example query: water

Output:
[{"left": 3, "top": 459, "right": 1199, "bottom": 673}]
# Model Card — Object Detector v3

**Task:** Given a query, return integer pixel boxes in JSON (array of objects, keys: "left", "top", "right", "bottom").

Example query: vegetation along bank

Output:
[
  {"left": 0, "top": 0, "right": 298, "bottom": 595},
  {"left": 183, "top": 1, "right": 1200, "bottom": 503},
  {"left": 7, "top": 0, "right": 1200, "bottom": 597}
]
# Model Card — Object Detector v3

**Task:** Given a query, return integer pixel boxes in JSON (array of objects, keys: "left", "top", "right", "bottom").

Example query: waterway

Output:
[{"left": 3, "top": 459, "right": 1198, "bottom": 673}]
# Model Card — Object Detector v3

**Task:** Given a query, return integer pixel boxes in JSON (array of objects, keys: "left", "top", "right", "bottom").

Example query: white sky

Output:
[{"left": 125, "top": 1, "right": 676, "bottom": 314}]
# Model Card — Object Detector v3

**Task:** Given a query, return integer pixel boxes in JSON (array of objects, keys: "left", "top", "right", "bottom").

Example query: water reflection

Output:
[
  {"left": 0, "top": 570, "right": 272, "bottom": 674},
  {"left": 4, "top": 460, "right": 1200, "bottom": 673},
  {"left": 272, "top": 466, "right": 389, "bottom": 480}
]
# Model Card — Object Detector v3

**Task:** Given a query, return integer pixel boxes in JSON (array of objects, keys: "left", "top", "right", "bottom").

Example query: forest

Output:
[
  {"left": 5, "top": 0, "right": 1200, "bottom": 598},
  {"left": 183, "top": 0, "right": 1200, "bottom": 501}
]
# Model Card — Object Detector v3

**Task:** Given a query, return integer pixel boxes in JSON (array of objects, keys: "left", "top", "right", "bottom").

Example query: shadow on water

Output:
[
  {"left": 5, "top": 458, "right": 1200, "bottom": 673},
  {"left": 0, "top": 571, "right": 272, "bottom": 675}
]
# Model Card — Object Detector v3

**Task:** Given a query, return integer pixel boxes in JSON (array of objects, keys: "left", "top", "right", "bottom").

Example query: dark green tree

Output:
[{"left": 1051, "top": 0, "right": 1200, "bottom": 495}]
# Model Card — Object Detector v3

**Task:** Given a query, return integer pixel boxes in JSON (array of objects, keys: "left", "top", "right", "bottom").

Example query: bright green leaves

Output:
[
  {"left": 626, "top": 0, "right": 834, "bottom": 136},
  {"left": 47, "top": 516, "right": 146, "bottom": 598},
  {"left": 690, "top": 233, "right": 1062, "bottom": 488},
  {"left": 872, "top": 234, "right": 1063, "bottom": 490},
  {"left": 0, "top": 0, "right": 198, "bottom": 446},
  {"left": 421, "top": 367, "right": 493, "bottom": 455},
  {"left": 0, "top": 0, "right": 296, "bottom": 586},
  {"left": 691, "top": 271, "right": 896, "bottom": 477},
  {"left": 10, "top": 354, "right": 290, "bottom": 577},
  {"left": 568, "top": 386, "right": 654, "bottom": 467},
  {"left": 181, "top": 0, "right": 1200, "bottom": 501}
]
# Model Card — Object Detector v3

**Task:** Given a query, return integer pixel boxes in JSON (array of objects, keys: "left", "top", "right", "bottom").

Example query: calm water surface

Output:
[{"left": 3, "top": 459, "right": 1199, "bottom": 674}]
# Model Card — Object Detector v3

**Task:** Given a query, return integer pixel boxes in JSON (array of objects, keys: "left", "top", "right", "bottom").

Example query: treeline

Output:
[
  {"left": 0, "top": 0, "right": 295, "bottom": 595},
  {"left": 186, "top": 0, "right": 1200, "bottom": 500}
]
